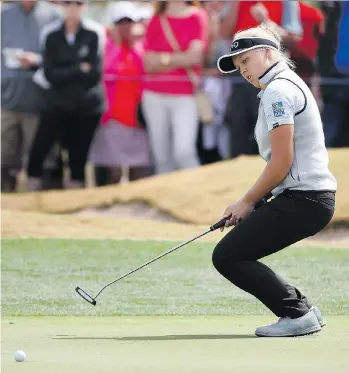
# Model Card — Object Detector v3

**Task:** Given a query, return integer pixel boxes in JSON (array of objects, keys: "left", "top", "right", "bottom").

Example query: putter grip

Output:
[
  {"left": 210, "top": 215, "right": 232, "bottom": 231},
  {"left": 210, "top": 194, "right": 273, "bottom": 231}
]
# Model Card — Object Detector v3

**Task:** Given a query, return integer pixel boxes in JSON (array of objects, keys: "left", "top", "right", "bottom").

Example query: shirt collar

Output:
[{"left": 258, "top": 61, "right": 289, "bottom": 90}]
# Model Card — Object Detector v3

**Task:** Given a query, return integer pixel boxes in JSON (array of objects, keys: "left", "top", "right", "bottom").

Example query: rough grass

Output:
[{"left": 2, "top": 239, "right": 348, "bottom": 317}]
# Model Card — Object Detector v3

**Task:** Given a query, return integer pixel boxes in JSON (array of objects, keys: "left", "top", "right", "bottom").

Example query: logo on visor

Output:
[
  {"left": 272, "top": 102, "right": 285, "bottom": 117},
  {"left": 233, "top": 41, "right": 239, "bottom": 49}
]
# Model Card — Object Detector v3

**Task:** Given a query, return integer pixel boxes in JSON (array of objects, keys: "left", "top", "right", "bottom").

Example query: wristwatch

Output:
[{"left": 160, "top": 53, "right": 171, "bottom": 66}]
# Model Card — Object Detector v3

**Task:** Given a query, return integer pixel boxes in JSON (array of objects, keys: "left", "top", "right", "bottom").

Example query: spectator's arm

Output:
[
  {"left": 80, "top": 27, "right": 105, "bottom": 88},
  {"left": 144, "top": 12, "right": 206, "bottom": 73},
  {"left": 202, "top": 67, "right": 221, "bottom": 77},
  {"left": 144, "top": 51, "right": 192, "bottom": 72},
  {"left": 19, "top": 52, "right": 42, "bottom": 71},
  {"left": 250, "top": 3, "right": 302, "bottom": 48},
  {"left": 43, "top": 34, "right": 83, "bottom": 85},
  {"left": 219, "top": 1, "right": 239, "bottom": 39},
  {"left": 265, "top": 20, "right": 302, "bottom": 47}
]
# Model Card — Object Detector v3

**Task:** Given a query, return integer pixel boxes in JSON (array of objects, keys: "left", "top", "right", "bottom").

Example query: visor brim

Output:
[
  {"left": 217, "top": 48, "right": 250, "bottom": 73},
  {"left": 217, "top": 45, "right": 279, "bottom": 73},
  {"left": 217, "top": 53, "right": 237, "bottom": 74}
]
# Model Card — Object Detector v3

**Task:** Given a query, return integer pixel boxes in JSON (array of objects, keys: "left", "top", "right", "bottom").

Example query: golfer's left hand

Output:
[{"left": 221, "top": 199, "right": 255, "bottom": 232}]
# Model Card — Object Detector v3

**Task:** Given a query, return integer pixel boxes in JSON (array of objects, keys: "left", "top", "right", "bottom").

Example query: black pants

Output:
[
  {"left": 224, "top": 82, "right": 259, "bottom": 158},
  {"left": 28, "top": 111, "right": 100, "bottom": 183},
  {"left": 212, "top": 190, "right": 335, "bottom": 319},
  {"left": 196, "top": 122, "right": 223, "bottom": 165}
]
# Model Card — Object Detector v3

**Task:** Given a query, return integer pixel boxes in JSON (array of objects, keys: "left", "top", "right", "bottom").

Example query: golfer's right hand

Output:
[
  {"left": 220, "top": 199, "right": 254, "bottom": 232},
  {"left": 221, "top": 204, "right": 235, "bottom": 232}
]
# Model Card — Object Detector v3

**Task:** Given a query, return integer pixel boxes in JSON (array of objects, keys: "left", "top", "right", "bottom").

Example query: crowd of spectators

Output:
[{"left": 1, "top": 0, "right": 348, "bottom": 192}]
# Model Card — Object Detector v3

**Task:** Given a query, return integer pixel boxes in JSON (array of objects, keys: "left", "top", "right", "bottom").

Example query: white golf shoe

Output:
[
  {"left": 311, "top": 305, "right": 326, "bottom": 327},
  {"left": 255, "top": 310, "right": 321, "bottom": 337}
]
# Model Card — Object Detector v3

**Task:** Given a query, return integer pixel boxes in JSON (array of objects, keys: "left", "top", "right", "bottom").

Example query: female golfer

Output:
[{"left": 214, "top": 24, "right": 337, "bottom": 337}]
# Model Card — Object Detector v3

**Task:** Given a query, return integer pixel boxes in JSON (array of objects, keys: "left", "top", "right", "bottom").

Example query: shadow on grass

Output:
[{"left": 54, "top": 334, "right": 256, "bottom": 341}]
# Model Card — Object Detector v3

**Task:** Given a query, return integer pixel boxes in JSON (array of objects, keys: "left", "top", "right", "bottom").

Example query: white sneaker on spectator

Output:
[{"left": 255, "top": 310, "right": 321, "bottom": 337}]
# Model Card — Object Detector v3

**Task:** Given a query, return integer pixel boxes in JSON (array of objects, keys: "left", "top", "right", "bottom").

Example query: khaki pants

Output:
[{"left": 1, "top": 109, "right": 58, "bottom": 168}]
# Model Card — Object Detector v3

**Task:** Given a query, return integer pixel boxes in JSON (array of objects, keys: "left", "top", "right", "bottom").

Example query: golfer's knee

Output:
[
  {"left": 212, "top": 237, "right": 245, "bottom": 274},
  {"left": 212, "top": 244, "right": 232, "bottom": 275}
]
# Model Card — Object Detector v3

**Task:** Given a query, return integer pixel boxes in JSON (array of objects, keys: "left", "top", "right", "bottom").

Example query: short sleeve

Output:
[
  {"left": 143, "top": 16, "right": 159, "bottom": 52},
  {"left": 262, "top": 80, "right": 303, "bottom": 132},
  {"left": 191, "top": 9, "right": 208, "bottom": 45}
]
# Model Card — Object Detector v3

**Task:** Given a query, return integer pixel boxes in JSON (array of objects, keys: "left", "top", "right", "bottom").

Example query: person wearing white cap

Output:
[
  {"left": 212, "top": 23, "right": 337, "bottom": 337},
  {"left": 110, "top": 1, "right": 141, "bottom": 24},
  {"left": 88, "top": 1, "right": 152, "bottom": 186}
]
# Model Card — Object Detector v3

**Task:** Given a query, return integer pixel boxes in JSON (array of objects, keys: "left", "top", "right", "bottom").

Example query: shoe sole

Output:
[{"left": 255, "top": 325, "right": 322, "bottom": 338}]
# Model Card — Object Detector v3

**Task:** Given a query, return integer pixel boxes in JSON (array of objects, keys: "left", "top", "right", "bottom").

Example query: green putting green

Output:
[
  {"left": 2, "top": 316, "right": 349, "bottom": 373},
  {"left": 2, "top": 238, "right": 349, "bottom": 372}
]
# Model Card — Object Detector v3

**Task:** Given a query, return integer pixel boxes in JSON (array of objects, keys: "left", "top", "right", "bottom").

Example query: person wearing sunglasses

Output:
[{"left": 26, "top": 0, "right": 106, "bottom": 190}]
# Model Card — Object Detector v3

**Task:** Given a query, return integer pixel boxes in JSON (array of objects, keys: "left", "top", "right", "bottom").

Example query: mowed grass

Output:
[
  {"left": 2, "top": 239, "right": 349, "bottom": 316},
  {"left": 2, "top": 316, "right": 349, "bottom": 373},
  {"left": 2, "top": 239, "right": 349, "bottom": 373}
]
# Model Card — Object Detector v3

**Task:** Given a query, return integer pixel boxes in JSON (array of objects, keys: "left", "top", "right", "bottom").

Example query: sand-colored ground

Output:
[
  {"left": 2, "top": 150, "right": 348, "bottom": 247},
  {"left": 2, "top": 149, "right": 348, "bottom": 226},
  {"left": 2, "top": 209, "right": 348, "bottom": 248}
]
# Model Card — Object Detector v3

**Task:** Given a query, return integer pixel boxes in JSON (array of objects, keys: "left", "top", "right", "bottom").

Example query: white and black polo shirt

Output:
[{"left": 255, "top": 61, "right": 337, "bottom": 196}]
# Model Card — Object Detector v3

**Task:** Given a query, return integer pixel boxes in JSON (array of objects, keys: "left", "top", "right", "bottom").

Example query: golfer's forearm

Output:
[{"left": 243, "top": 160, "right": 290, "bottom": 205}]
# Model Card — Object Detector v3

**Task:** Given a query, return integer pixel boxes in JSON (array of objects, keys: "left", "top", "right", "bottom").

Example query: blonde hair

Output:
[{"left": 233, "top": 23, "right": 296, "bottom": 70}]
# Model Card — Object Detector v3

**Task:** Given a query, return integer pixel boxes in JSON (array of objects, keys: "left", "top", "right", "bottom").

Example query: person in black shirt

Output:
[{"left": 27, "top": 0, "right": 105, "bottom": 190}]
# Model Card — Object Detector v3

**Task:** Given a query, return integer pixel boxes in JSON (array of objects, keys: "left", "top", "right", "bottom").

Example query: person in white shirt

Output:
[{"left": 213, "top": 23, "right": 337, "bottom": 337}]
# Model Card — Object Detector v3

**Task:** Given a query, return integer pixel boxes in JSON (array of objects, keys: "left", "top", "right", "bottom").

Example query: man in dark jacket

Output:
[{"left": 27, "top": 0, "right": 106, "bottom": 190}]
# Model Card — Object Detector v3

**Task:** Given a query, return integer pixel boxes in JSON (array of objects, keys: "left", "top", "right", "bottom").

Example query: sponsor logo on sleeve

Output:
[{"left": 272, "top": 101, "right": 285, "bottom": 117}]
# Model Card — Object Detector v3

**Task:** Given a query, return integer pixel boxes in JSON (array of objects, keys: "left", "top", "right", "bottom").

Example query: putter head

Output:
[{"left": 75, "top": 286, "right": 97, "bottom": 306}]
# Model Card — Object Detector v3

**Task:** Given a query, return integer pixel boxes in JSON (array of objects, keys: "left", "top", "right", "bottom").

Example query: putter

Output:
[{"left": 75, "top": 216, "right": 230, "bottom": 306}]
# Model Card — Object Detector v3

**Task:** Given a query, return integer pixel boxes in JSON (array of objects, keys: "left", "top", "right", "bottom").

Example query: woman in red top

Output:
[
  {"left": 142, "top": 1, "right": 208, "bottom": 174},
  {"left": 88, "top": 2, "right": 152, "bottom": 185}
]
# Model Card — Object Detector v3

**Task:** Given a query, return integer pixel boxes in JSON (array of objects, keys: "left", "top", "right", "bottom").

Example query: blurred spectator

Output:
[
  {"left": 314, "top": 1, "right": 349, "bottom": 148},
  {"left": 220, "top": 1, "right": 303, "bottom": 158},
  {"left": 249, "top": 1, "right": 324, "bottom": 82},
  {"left": 335, "top": 1, "right": 349, "bottom": 76},
  {"left": 142, "top": 1, "right": 208, "bottom": 174},
  {"left": 132, "top": 3, "right": 154, "bottom": 41},
  {"left": 197, "top": 1, "right": 231, "bottom": 164},
  {"left": 280, "top": 1, "right": 324, "bottom": 82},
  {"left": 1, "top": 0, "right": 62, "bottom": 192},
  {"left": 88, "top": 1, "right": 153, "bottom": 186},
  {"left": 26, "top": 0, "right": 105, "bottom": 191}
]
